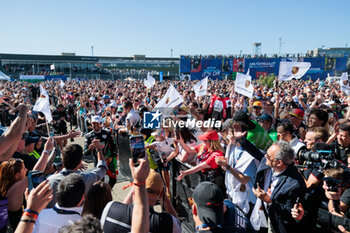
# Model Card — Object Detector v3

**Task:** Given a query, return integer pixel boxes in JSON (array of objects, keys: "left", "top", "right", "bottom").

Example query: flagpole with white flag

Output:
[
  {"left": 33, "top": 85, "right": 53, "bottom": 135},
  {"left": 278, "top": 62, "right": 311, "bottom": 81},
  {"left": 144, "top": 72, "right": 156, "bottom": 89},
  {"left": 193, "top": 76, "right": 208, "bottom": 98},
  {"left": 153, "top": 84, "right": 184, "bottom": 116}
]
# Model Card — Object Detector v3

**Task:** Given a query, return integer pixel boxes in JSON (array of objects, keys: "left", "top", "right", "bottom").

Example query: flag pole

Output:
[{"left": 46, "top": 120, "right": 50, "bottom": 137}]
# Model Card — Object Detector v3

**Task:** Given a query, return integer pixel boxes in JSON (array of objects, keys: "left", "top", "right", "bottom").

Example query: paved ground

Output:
[{"left": 68, "top": 135, "right": 158, "bottom": 207}]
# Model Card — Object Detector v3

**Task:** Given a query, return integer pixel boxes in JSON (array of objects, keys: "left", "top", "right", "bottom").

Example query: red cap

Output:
[
  {"left": 289, "top": 108, "right": 304, "bottom": 120},
  {"left": 198, "top": 130, "right": 219, "bottom": 141}
]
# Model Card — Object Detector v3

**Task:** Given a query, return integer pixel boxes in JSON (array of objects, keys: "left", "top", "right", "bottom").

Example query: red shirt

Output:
[{"left": 194, "top": 144, "right": 224, "bottom": 170}]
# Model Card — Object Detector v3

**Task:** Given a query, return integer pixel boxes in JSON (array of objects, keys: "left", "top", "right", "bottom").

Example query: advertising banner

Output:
[
  {"left": 244, "top": 58, "right": 280, "bottom": 79},
  {"left": 20, "top": 75, "right": 45, "bottom": 83},
  {"left": 232, "top": 59, "right": 244, "bottom": 72}
]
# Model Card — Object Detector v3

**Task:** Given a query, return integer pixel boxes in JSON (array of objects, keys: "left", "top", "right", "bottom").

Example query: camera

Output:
[{"left": 299, "top": 149, "right": 334, "bottom": 163}]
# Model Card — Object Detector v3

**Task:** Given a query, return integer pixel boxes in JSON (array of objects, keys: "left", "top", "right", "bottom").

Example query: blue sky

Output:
[{"left": 1, "top": 0, "right": 349, "bottom": 57}]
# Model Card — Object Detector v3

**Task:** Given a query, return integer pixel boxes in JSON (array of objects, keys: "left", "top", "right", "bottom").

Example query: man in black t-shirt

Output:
[{"left": 330, "top": 123, "right": 350, "bottom": 166}]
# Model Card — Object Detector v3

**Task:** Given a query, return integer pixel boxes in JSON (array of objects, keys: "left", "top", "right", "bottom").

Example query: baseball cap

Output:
[
  {"left": 233, "top": 111, "right": 256, "bottom": 130},
  {"left": 102, "top": 95, "right": 110, "bottom": 99},
  {"left": 91, "top": 116, "right": 102, "bottom": 123},
  {"left": 109, "top": 102, "right": 117, "bottom": 108},
  {"left": 145, "top": 170, "right": 163, "bottom": 195},
  {"left": 198, "top": 130, "right": 219, "bottom": 141},
  {"left": 258, "top": 114, "right": 272, "bottom": 122},
  {"left": 89, "top": 96, "right": 95, "bottom": 101},
  {"left": 253, "top": 101, "right": 263, "bottom": 108},
  {"left": 117, "top": 106, "right": 123, "bottom": 112},
  {"left": 193, "top": 182, "right": 224, "bottom": 227},
  {"left": 25, "top": 136, "right": 40, "bottom": 146},
  {"left": 289, "top": 108, "right": 304, "bottom": 120}
]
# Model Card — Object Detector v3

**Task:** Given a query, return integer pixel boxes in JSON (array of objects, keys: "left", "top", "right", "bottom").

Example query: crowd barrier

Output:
[{"left": 170, "top": 159, "right": 201, "bottom": 232}]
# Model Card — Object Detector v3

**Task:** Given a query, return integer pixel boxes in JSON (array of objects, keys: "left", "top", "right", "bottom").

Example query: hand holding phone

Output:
[
  {"left": 130, "top": 135, "right": 146, "bottom": 164},
  {"left": 28, "top": 171, "right": 46, "bottom": 192}
]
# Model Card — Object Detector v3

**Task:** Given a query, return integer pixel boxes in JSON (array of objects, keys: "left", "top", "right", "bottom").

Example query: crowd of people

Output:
[{"left": 0, "top": 76, "right": 350, "bottom": 233}]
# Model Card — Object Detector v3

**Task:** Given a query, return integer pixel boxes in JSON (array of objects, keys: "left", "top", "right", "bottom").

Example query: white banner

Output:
[
  {"left": 340, "top": 72, "right": 350, "bottom": 95},
  {"left": 33, "top": 85, "right": 52, "bottom": 122},
  {"left": 144, "top": 72, "right": 156, "bottom": 89},
  {"left": 278, "top": 62, "right": 311, "bottom": 81},
  {"left": 154, "top": 84, "right": 184, "bottom": 109},
  {"left": 0, "top": 70, "right": 10, "bottom": 80},
  {"left": 234, "top": 70, "right": 254, "bottom": 98},
  {"left": 193, "top": 76, "right": 208, "bottom": 97}
]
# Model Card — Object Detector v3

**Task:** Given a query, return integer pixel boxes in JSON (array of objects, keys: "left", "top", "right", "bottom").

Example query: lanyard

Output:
[{"left": 53, "top": 206, "right": 81, "bottom": 216}]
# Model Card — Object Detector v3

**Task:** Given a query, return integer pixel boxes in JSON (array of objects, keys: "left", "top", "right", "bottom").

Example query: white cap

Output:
[
  {"left": 91, "top": 115, "right": 102, "bottom": 123},
  {"left": 109, "top": 102, "right": 117, "bottom": 108},
  {"left": 89, "top": 96, "right": 95, "bottom": 101}
]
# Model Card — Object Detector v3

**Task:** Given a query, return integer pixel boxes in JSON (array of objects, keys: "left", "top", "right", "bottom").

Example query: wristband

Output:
[
  {"left": 20, "top": 219, "right": 36, "bottom": 224},
  {"left": 24, "top": 209, "right": 39, "bottom": 216},
  {"left": 22, "top": 212, "right": 38, "bottom": 220},
  {"left": 122, "top": 181, "right": 146, "bottom": 190},
  {"left": 43, "top": 150, "right": 50, "bottom": 154}
]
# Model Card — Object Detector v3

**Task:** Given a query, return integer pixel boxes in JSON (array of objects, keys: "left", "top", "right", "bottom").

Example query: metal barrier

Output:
[
  {"left": 116, "top": 133, "right": 133, "bottom": 181},
  {"left": 170, "top": 159, "right": 201, "bottom": 233}
]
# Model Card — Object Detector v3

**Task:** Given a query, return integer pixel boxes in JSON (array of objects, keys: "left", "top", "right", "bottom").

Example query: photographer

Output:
[
  {"left": 323, "top": 168, "right": 350, "bottom": 218},
  {"left": 329, "top": 123, "right": 350, "bottom": 166}
]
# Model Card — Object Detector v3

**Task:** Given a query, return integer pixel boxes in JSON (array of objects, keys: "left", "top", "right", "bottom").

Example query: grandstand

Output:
[{"left": 0, "top": 53, "right": 179, "bottom": 80}]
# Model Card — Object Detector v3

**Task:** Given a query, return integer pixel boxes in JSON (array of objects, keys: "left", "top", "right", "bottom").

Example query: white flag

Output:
[
  {"left": 234, "top": 69, "right": 254, "bottom": 98},
  {"left": 144, "top": 72, "right": 156, "bottom": 89},
  {"left": 278, "top": 62, "right": 311, "bottom": 81},
  {"left": 193, "top": 77, "right": 208, "bottom": 97},
  {"left": 340, "top": 72, "right": 350, "bottom": 95},
  {"left": 60, "top": 79, "right": 65, "bottom": 88},
  {"left": 154, "top": 84, "right": 184, "bottom": 109},
  {"left": 33, "top": 85, "right": 52, "bottom": 123}
]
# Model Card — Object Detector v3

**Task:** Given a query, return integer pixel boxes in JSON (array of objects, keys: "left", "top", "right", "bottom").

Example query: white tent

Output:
[{"left": 0, "top": 71, "right": 10, "bottom": 80}]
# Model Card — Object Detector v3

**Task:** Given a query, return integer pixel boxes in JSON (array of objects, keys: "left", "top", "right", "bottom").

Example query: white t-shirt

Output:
[{"left": 150, "top": 138, "right": 175, "bottom": 157}]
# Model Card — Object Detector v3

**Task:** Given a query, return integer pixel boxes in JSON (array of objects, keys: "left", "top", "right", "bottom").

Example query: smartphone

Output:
[
  {"left": 28, "top": 171, "right": 46, "bottom": 192},
  {"left": 129, "top": 135, "right": 146, "bottom": 164}
]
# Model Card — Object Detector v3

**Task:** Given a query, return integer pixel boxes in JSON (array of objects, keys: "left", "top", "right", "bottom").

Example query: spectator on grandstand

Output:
[
  {"left": 176, "top": 130, "right": 224, "bottom": 186},
  {"left": 33, "top": 173, "right": 85, "bottom": 233},
  {"left": 47, "top": 143, "right": 107, "bottom": 208},
  {"left": 82, "top": 181, "right": 112, "bottom": 220}
]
